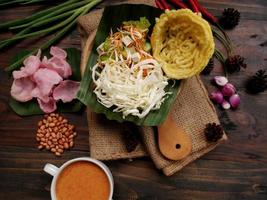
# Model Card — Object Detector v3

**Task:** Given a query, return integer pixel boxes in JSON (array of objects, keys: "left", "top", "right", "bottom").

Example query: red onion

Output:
[
  {"left": 214, "top": 76, "right": 228, "bottom": 86},
  {"left": 222, "top": 100, "right": 231, "bottom": 109},
  {"left": 229, "top": 94, "right": 240, "bottom": 108},
  {"left": 222, "top": 83, "right": 236, "bottom": 97},
  {"left": 210, "top": 90, "right": 224, "bottom": 104}
]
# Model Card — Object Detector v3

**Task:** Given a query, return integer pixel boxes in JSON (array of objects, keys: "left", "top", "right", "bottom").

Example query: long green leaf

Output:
[
  {"left": 29, "top": 8, "right": 78, "bottom": 28},
  {"left": 77, "top": 4, "right": 181, "bottom": 126},
  {"left": 0, "top": 0, "right": 25, "bottom": 7},
  {"left": 5, "top": 0, "right": 102, "bottom": 72},
  {"left": 21, "top": 0, "right": 48, "bottom": 4},
  {"left": 0, "top": 0, "right": 79, "bottom": 29},
  {"left": 10, "top": 0, "right": 87, "bottom": 30},
  {"left": 0, "top": 28, "right": 30, "bottom": 49},
  {"left": 1, "top": 8, "right": 83, "bottom": 44}
]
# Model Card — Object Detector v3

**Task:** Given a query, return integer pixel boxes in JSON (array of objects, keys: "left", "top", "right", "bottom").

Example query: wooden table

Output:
[{"left": 0, "top": 0, "right": 266, "bottom": 199}]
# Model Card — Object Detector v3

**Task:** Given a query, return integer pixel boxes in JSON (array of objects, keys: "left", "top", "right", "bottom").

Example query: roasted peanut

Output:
[
  {"left": 69, "top": 141, "right": 74, "bottom": 147},
  {"left": 36, "top": 113, "right": 76, "bottom": 156},
  {"left": 63, "top": 143, "right": 69, "bottom": 149},
  {"left": 55, "top": 152, "right": 61, "bottom": 156},
  {"left": 58, "top": 149, "right": 63, "bottom": 153}
]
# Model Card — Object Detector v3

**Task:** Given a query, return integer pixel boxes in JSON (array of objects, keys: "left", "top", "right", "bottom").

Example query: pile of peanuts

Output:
[{"left": 36, "top": 113, "right": 77, "bottom": 156}]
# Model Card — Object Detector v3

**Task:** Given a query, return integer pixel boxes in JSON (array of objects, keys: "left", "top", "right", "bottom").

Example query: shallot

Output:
[
  {"left": 214, "top": 76, "right": 228, "bottom": 86},
  {"left": 229, "top": 94, "right": 240, "bottom": 108},
  {"left": 210, "top": 76, "right": 240, "bottom": 110},
  {"left": 222, "top": 100, "right": 231, "bottom": 109},
  {"left": 210, "top": 91, "right": 224, "bottom": 104},
  {"left": 222, "top": 83, "right": 236, "bottom": 97}
]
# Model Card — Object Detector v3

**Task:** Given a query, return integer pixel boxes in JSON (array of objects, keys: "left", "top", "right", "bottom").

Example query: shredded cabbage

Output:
[{"left": 92, "top": 19, "right": 169, "bottom": 118}]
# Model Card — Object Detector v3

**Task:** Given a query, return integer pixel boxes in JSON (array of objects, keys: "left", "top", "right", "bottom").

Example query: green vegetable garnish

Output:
[
  {"left": 143, "top": 42, "right": 151, "bottom": 52},
  {"left": 100, "top": 55, "right": 110, "bottom": 61},
  {"left": 123, "top": 17, "right": 151, "bottom": 30},
  {"left": 103, "top": 38, "right": 111, "bottom": 52}
]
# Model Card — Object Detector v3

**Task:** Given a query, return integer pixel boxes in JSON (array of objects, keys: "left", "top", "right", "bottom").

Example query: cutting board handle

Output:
[{"left": 158, "top": 114, "right": 192, "bottom": 160}]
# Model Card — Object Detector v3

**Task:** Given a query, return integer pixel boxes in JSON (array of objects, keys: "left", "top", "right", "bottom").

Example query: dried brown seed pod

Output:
[{"left": 204, "top": 123, "right": 224, "bottom": 142}]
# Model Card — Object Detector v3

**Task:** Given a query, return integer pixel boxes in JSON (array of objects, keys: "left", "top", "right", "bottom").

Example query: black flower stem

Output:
[
  {"left": 214, "top": 48, "right": 228, "bottom": 78},
  {"left": 212, "top": 28, "right": 232, "bottom": 55},
  {"left": 215, "top": 23, "right": 233, "bottom": 52}
]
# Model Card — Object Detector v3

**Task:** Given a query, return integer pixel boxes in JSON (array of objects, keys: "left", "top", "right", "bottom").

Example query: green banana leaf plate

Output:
[{"left": 77, "top": 4, "right": 181, "bottom": 126}]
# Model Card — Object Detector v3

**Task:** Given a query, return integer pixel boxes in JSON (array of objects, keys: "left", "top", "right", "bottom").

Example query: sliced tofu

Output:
[
  {"left": 122, "top": 36, "right": 133, "bottom": 47},
  {"left": 131, "top": 52, "right": 141, "bottom": 62}
]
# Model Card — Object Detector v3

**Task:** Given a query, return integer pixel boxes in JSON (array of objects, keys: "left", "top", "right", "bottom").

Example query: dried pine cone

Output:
[
  {"left": 246, "top": 69, "right": 267, "bottom": 94},
  {"left": 201, "top": 57, "right": 214, "bottom": 75},
  {"left": 219, "top": 8, "right": 240, "bottom": 29},
  {"left": 225, "top": 55, "right": 247, "bottom": 73},
  {"left": 204, "top": 123, "right": 224, "bottom": 142},
  {"left": 121, "top": 129, "right": 140, "bottom": 152}
]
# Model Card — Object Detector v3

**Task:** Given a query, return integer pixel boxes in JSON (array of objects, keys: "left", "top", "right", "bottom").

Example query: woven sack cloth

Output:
[{"left": 78, "top": 0, "right": 227, "bottom": 176}]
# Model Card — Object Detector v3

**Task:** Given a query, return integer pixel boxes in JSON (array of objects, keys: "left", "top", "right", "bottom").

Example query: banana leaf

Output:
[
  {"left": 9, "top": 48, "right": 83, "bottom": 116},
  {"left": 77, "top": 4, "right": 181, "bottom": 126}
]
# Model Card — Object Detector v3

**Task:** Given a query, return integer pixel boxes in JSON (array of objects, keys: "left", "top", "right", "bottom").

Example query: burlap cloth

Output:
[{"left": 78, "top": 0, "right": 227, "bottom": 176}]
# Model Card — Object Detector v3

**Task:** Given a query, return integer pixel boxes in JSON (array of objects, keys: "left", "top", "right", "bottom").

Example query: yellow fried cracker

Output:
[{"left": 151, "top": 9, "right": 215, "bottom": 79}]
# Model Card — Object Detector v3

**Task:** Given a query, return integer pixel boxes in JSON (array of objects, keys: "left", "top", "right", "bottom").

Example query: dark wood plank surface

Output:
[{"left": 0, "top": 0, "right": 267, "bottom": 199}]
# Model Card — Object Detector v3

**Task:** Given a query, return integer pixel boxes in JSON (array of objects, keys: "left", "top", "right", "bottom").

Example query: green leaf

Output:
[
  {"left": 65, "top": 48, "right": 81, "bottom": 81},
  {"left": 8, "top": 48, "right": 83, "bottom": 116},
  {"left": 9, "top": 98, "right": 83, "bottom": 116},
  {"left": 77, "top": 4, "right": 181, "bottom": 126},
  {"left": 9, "top": 98, "right": 43, "bottom": 116},
  {"left": 8, "top": 49, "right": 30, "bottom": 70}
]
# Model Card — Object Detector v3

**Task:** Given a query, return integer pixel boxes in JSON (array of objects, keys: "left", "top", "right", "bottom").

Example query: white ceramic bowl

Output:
[{"left": 43, "top": 157, "right": 114, "bottom": 200}]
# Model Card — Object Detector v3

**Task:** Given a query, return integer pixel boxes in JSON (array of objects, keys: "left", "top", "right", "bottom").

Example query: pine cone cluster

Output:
[
  {"left": 246, "top": 69, "right": 267, "bottom": 94},
  {"left": 204, "top": 123, "right": 224, "bottom": 142},
  {"left": 201, "top": 57, "right": 214, "bottom": 75},
  {"left": 219, "top": 8, "right": 240, "bottom": 29},
  {"left": 225, "top": 55, "right": 247, "bottom": 73},
  {"left": 121, "top": 129, "right": 140, "bottom": 152}
]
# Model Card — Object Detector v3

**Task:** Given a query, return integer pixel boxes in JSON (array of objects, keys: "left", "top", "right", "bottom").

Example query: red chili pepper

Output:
[
  {"left": 158, "top": 0, "right": 170, "bottom": 9},
  {"left": 187, "top": 0, "right": 198, "bottom": 13},
  {"left": 167, "top": 0, "right": 188, "bottom": 9},
  {"left": 193, "top": 0, "right": 218, "bottom": 24},
  {"left": 155, "top": 0, "right": 164, "bottom": 10}
]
